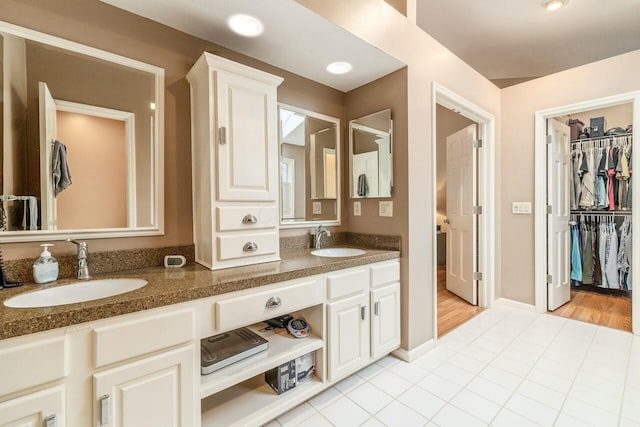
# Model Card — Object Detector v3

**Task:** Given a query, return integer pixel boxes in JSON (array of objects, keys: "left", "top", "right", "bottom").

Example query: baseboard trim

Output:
[
  {"left": 493, "top": 297, "right": 537, "bottom": 312},
  {"left": 392, "top": 339, "right": 436, "bottom": 362}
]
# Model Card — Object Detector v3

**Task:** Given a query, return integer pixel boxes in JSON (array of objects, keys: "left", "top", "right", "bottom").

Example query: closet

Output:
[{"left": 549, "top": 103, "right": 633, "bottom": 329}]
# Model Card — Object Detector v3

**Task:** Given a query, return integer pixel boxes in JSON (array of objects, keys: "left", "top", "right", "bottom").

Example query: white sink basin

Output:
[
  {"left": 3, "top": 278, "right": 148, "bottom": 308},
  {"left": 311, "top": 248, "right": 366, "bottom": 258}
]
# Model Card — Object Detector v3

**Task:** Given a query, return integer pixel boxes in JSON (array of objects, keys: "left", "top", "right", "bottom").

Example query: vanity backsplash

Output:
[
  {"left": 3, "top": 245, "right": 195, "bottom": 284},
  {"left": 279, "top": 232, "right": 401, "bottom": 253}
]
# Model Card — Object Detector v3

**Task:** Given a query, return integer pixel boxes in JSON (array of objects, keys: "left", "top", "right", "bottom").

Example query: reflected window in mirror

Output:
[
  {"left": 279, "top": 104, "right": 340, "bottom": 228},
  {"left": 349, "top": 109, "right": 393, "bottom": 198},
  {"left": 0, "top": 22, "right": 164, "bottom": 242}
]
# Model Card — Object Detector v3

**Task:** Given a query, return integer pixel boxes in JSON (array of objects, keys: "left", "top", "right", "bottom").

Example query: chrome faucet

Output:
[
  {"left": 67, "top": 239, "right": 91, "bottom": 280},
  {"left": 314, "top": 225, "right": 331, "bottom": 249}
]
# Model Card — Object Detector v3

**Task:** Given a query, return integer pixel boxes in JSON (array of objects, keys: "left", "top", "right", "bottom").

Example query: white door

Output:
[
  {"left": 0, "top": 385, "right": 65, "bottom": 427},
  {"left": 352, "top": 151, "right": 379, "bottom": 198},
  {"left": 446, "top": 124, "right": 477, "bottom": 304},
  {"left": 93, "top": 345, "right": 195, "bottom": 427},
  {"left": 328, "top": 293, "right": 370, "bottom": 381},
  {"left": 547, "top": 119, "right": 572, "bottom": 310},
  {"left": 38, "top": 82, "right": 57, "bottom": 230},
  {"left": 216, "top": 70, "right": 277, "bottom": 202},
  {"left": 371, "top": 283, "right": 401, "bottom": 358}
]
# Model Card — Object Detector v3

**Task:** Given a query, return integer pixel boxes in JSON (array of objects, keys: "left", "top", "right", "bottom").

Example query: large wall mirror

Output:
[
  {"left": 279, "top": 104, "right": 340, "bottom": 228},
  {"left": 0, "top": 21, "right": 164, "bottom": 242},
  {"left": 349, "top": 109, "right": 393, "bottom": 198}
]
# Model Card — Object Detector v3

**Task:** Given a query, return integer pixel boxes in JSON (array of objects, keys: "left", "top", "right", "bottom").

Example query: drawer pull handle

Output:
[
  {"left": 99, "top": 394, "right": 110, "bottom": 425},
  {"left": 219, "top": 126, "right": 227, "bottom": 145},
  {"left": 266, "top": 296, "right": 282, "bottom": 309},
  {"left": 374, "top": 301, "right": 381, "bottom": 316},
  {"left": 44, "top": 415, "right": 57, "bottom": 427},
  {"left": 361, "top": 306, "right": 368, "bottom": 320},
  {"left": 243, "top": 241, "right": 258, "bottom": 252},
  {"left": 242, "top": 214, "right": 258, "bottom": 224}
]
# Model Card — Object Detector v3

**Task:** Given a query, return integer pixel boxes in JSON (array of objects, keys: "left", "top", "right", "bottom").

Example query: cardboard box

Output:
[{"left": 265, "top": 352, "right": 316, "bottom": 394}]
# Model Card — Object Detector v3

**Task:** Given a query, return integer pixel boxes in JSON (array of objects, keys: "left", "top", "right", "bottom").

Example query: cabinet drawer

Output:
[
  {"left": 370, "top": 261, "right": 400, "bottom": 288},
  {"left": 0, "top": 335, "right": 66, "bottom": 396},
  {"left": 93, "top": 308, "right": 195, "bottom": 368},
  {"left": 216, "top": 206, "right": 277, "bottom": 231},
  {"left": 326, "top": 267, "right": 369, "bottom": 300},
  {"left": 216, "top": 277, "right": 323, "bottom": 331},
  {"left": 217, "top": 231, "right": 278, "bottom": 261}
]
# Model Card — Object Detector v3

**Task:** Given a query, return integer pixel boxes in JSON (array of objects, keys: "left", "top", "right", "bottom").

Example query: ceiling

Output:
[
  {"left": 99, "top": 0, "right": 405, "bottom": 92},
  {"left": 416, "top": 0, "right": 640, "bottom": 87}
]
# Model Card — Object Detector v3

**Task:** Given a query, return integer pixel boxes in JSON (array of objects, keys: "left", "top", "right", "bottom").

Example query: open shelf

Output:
[
  {"left": 201, "top": 375, "right": 325, "bottom": 427},
  {"left": 200, "top": 323, "right": 323, "bottom": 399}
]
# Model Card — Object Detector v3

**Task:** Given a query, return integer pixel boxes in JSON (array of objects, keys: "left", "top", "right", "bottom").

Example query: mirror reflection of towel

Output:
[
  {"left": 52, "top": 140, "right": 72, "bottom": 196},
  {"left": 357, "top": 174, "right": 368, "bottom": 197}
]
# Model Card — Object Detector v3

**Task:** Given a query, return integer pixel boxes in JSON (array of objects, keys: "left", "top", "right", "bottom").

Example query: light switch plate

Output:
[
  {"left": 512, "top": 202, "right": 532, "bottom": 214},
  {"left": 312, "top": 202, "right": 322, "bottom": 214},
  {"left": 354, "top": 201, "right": 361, "bottom": 216},
  {"left": 379, "top": 201, "right": 393, "bottom": 217}
]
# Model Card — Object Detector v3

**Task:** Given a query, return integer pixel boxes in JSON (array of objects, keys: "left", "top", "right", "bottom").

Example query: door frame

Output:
[
  {"left": 533, "top": 91, "right": 640, "bottom": 335},
  {"left": 431, "top": 82, "right": 497, "bottom": 339}
]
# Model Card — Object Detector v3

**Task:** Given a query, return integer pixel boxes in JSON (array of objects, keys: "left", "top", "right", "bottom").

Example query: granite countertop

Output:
[{"left": 0, "top": 247, "right": 399, "bottom": 340}]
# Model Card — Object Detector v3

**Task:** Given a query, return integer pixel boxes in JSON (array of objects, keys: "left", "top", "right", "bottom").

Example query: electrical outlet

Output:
[
  {"left": 312, "top": 202, "right": 322, "bottom": 214},
  {"left": 354, "top": 201, "right": 361, "bottom": 216},
  {"left": 379, "top": 201, "right": 393, "bottom": 217},
  {"left": 512, "top": 202, "right": 532, "bottom": 214}
]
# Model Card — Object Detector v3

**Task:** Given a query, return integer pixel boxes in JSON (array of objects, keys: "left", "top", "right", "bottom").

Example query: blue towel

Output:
[{"left": 52, "top": 140, "right": 72, "bottom": 196}]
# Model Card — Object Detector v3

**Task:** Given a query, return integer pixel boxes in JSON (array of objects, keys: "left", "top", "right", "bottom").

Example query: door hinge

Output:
[
  {"left": 473, "top": 139, "right": 483, "bottom": 149},
  {"left": 547, "top": 274, "right": 553, "bottom": 284},
  {"left": 546, "top": 135, "right": 553, "bottom": 144},
  {"left": 473, "top": 272, "right": 483, "bottom": 281},
  {"left": 473, "top": 205, "right": 483, "bottom": 215},
  {"left": 546, "top": 205, "right": 553, "bottom": 214}
]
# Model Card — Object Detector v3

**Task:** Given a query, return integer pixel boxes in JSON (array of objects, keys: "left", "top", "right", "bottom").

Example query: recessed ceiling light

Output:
[
  {"left": 227, "top": 14, "right": 264, "bottom": 37},
  {"left": 326, "top": 62, "right": 353, "bottom": 75},
  {"left": 543, "top": 0, "right": 568, "bottom": 11}
]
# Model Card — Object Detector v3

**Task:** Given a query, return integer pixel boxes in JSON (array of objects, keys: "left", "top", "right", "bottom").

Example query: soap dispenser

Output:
[{"left": 33, "top": 244, "right": 59, "bottom": 284}]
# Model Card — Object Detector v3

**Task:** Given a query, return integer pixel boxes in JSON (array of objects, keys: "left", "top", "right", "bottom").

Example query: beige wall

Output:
[
  {"left": 501, "top": 49, "right": 640, "bottom": 305},
  {"left": 56, "top": 111, "right": 127, "bottom": 229},
  {"left": 0, "top": 0, "right": 347, "bottom": 257},
  {"left": 311, "top": 0, "right": 502, "bottom": 351},
  {"left": 435, "top": 104, "right": 475, "bottom": 232}
]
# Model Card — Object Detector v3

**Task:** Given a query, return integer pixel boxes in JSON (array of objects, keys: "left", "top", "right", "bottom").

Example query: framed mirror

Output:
[
  {"left": 0, "top": 21, "right": 164, "bottom": 242},
  {"left": 278, "top": 104, "right": 340, "bottom": 228},
  {"left": 349, "top": 109, "right": 393, "bottom": 198}
]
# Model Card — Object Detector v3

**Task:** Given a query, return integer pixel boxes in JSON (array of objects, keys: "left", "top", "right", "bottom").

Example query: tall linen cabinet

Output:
[{"left": 187, "top": 53, "right": 283, "bottom": 269}]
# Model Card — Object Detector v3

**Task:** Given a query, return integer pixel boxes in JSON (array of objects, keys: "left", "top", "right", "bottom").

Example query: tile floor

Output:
[{"left": 265, "top": 306, "right": 640, "bottom": 427}]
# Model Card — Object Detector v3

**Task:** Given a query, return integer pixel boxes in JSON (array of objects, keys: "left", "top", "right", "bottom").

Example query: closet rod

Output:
[
  {"left": 570, "top": 132, "right": 632, "bottom": 145},
  {"left": 571, "top": 210, "right": 631, "bottom": 216}
]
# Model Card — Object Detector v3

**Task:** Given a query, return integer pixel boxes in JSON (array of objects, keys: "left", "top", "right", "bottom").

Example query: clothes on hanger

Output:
[
  {"left": 570, "top": 216, "right": 631, "bottom": 291},
  {"left": 571, "top": 135, "right": 632, "bottom": 211}
]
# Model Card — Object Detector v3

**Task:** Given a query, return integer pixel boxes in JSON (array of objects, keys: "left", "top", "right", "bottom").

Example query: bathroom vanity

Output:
[{"left": 0, "top": 250, "right": 400, "bottom": 426}]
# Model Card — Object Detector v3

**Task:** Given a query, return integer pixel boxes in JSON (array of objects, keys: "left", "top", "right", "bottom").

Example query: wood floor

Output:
[
  {"left": 437, "top": 266, "right": 483, "bottom": 337},
  {"left": 551, "top": 288, "right": 632, "bottom": 332}
]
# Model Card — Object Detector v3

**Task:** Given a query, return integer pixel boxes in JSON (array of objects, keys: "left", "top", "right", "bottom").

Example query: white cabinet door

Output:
[
  {"left": 93, "top": 345, "right": 195, "bottom": 427},
  {"left": 328, "top": 293, "right": 370, "bottom": 381},
  {"left": 216, "top": 70, "right": 278, "bottom": 202},
  {"left": 0, "top": 385, "right": 65, "bottom": 427},
  {"left": 371, "top": 283, "right": 401, "bottom": 358}
]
